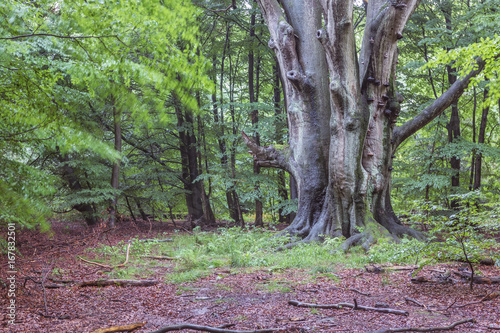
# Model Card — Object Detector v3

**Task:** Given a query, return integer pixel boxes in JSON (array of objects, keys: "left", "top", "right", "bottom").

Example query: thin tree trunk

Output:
[
  {"left": 229, "top": 48, "right": 244, "bottom": 226},
  {"left": 273, "top": 63, "right": 289, "bottom": 223},
  {"left": 443, "top": 4, "right": 461, "bottom": 207},
  {"left": 109, "top": 98, "right": 122, "bottom": 228},
  {"left": 249, "top": 5, "right": 263, "bottom": 227},
  {"left": 469, "top": 86, "right": 477, "bottom": 190},
  {"left": 218, "top": 24, "right": 239, "bottom": 223},
  {"left": 134, "top": 198, "right": 148, "bottom": 221},
  {"left": 125, "top": 196, "right": 137, "bottom": 222},
  {"left": 473, "top": 86, "right": 490, "bottom": 189}
]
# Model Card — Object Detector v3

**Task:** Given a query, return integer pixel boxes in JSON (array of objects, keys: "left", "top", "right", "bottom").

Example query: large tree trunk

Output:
[
  {"left": 245, "top": 0, "right": 484, "bottom": 248},
  {"left": 174, "top": 98, "right": 204, "bottom": 225}
]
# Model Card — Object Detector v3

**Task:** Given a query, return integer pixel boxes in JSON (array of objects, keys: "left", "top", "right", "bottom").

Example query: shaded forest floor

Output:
[{"left": 1, "top": 219, "right": 499, "bottom": 333}]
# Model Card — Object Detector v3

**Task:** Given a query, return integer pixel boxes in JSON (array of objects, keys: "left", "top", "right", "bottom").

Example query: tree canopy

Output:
[{"left": 0, "top": 0, "right": 499, "bottom": 247}]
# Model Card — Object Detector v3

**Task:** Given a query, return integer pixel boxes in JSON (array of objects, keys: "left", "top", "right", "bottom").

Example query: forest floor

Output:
[{"left": 1, "top": 218, "right": 499, "bottom": 333}]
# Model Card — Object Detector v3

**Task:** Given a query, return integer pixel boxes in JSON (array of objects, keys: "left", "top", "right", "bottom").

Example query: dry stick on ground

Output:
[
  {"left": 138, "top": 238, "right": 173, "bottom": 242},
  {"left": 78, "top": 243, "right": 131, "bottom": 269},
  {"left": 288, "top": 300, "right": 409, "bottom": 316},
  {"left": 404, "top": 297, "right": 426, "bottom": 308},
  {"left": 148, "top": 324, "right": 279, "bottom": 333},
  {"left": 90, "top": 322, "right": 146, "bottom": 333},
  {"left": 349, "top": 288, "right": 371, "bottom": 296},
  {"left": 452, "top": 291, "right": 500, "bottom": 308},
  {"left": 78, "top": 279, "right": 158, "bottom": 287},
  {"left": 366, "top": 318, "right": 474, "bottom": 333},
  {"left": 141, "top": 256, "right": 178, "bottom": 260}
]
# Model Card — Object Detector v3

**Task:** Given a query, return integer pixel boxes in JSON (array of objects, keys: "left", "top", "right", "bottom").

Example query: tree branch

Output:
[
  {"left": 0, "top": 33, "right": 129, "bottom": 47},
  {"left": 149, "top": 324, "right": 278, "bottom": 333},
  {"left": 393, "top": 59, "right": 485, "bottom": 149},
  {"left": 366, "top": 318, "right": 474, "bottom": 333},
  {"left": 288, "top": 299, "right": 409, "bottom": 316},
  {"left": 241, "top": 131, "right": 290, "bottom": 172}
]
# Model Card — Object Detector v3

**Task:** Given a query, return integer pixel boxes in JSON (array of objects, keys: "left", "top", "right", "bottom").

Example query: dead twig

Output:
[
  {"left": 141, "top": 256, "right": 178, "bottom": 260},
  {"left": 288, "top": 300, "right": 408, "bottom": 316},
  {"left": 366, "top": 318, "right": 474, "bottom": 332},
  {"left": 349, "top": 288, "right": 371, "bottom": 296},
  {"left": 78, "top": 243, "right": 131, "bottom": 269},
  {"left": 78, "top": 279, "right": 158, "bottom": 287},
  {"left": 148, "top": 323, "right": 278, "bottom": 333},
  {"left": 452, "top": 291, "right": 500, "bottom": 308},
  {"left": 41, "top": 264, "right": 52, "bottom": 317},
  {"left": 90, "top": 322, "right": 146, "bottom": 333},
  {"left": 404, "top": 297, "right": 426, "bottom": 308}
]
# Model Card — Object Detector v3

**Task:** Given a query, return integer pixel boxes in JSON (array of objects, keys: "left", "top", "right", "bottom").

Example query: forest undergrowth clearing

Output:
[{"left": 1, "top": 218, "right": 499, "bottom": 333}]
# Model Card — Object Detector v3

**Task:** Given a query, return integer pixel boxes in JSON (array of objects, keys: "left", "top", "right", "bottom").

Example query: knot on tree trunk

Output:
[{"left": 316, "top": 29, "right": 328, "bottom": 44}]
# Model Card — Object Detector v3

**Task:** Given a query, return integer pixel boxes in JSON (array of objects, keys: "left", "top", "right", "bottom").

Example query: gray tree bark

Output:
[{"left": 244, "top": 0, "right": 484, "bottom": 248}]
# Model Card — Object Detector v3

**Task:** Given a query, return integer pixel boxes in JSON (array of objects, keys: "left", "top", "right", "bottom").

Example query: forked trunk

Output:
[{"left": 245, "top": 0, "right": 484, "bottom": 248}]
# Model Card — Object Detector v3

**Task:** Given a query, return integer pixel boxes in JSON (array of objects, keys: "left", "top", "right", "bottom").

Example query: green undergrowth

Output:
[{"left": 84, "top": 222, "right": 499, "bottom": 283}]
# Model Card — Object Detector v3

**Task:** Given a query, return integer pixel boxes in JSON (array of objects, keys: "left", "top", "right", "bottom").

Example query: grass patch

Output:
[
  {"left": 261, "top": 280, "right": 293, "bottom": 293},
  {"left": 85, "top": 227, "right": 439, "bottom": 283}
]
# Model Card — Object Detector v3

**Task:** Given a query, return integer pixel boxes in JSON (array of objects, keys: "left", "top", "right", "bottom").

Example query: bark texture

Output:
[{"left": 246, "top": 0, "right": 484, "bottom": 247}]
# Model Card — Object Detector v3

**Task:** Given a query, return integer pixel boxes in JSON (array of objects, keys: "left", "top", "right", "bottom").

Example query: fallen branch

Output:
[
  {"left": 453, "top": 271, "right": 500, "bottom": 284},
  {"left": 78, "top": 279, "right": 158, "bottom": 287},
  {"left": 139, "top": 239, "right": 173, "bottom": 242},
  {"left": 91, "top": 322, "right": 146, "bottom": 333},
  {"left": 78, "top": 243, "right": 131, "bottom": 269},
  {"left": 349, "top": 288, "right": 371, "bottom": 296},
  {"left": 452, "top": 291, "right": 500, "bottom": 308},
  {"left": 366, "top": 318, "right": 474, "bottom": 332},
  {"left": 404, "top": 297, "right": 426, "bottom": 308},
  {"left": 288, "top": 300, "right": 408, "bottom": 316},
  {"left": 148, "top": 324, "right": 278, "bottom": 333}
]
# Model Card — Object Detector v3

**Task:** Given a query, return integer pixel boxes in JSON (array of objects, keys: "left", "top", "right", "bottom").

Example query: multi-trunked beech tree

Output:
[{"left": 243, "top": 0, "right": 485, "bottom": 249}]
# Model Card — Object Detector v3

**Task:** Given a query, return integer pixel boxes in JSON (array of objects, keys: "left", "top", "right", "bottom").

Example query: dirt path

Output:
[{"left": 1, "top": 220, "right": 499, "bottom": 332}]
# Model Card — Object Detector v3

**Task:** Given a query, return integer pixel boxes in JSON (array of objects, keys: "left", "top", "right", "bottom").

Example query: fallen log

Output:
[
  {"left": 148, "top": 324, "right": 278, "bottom": 333},
  {"left": 288, "top": 299, "right": 409, "bottom": 316},
  {"left": 366, "top": 318, "right": 474, "bottom": 332},
  {"left": 453, "top": 271, "right": 500, "bottom": 284},
  {"left": 91, "top": 322, "right": 146, "bottom": 333},
  {"left": 78, "top": 279, "right": 158, "bottom": 287}
]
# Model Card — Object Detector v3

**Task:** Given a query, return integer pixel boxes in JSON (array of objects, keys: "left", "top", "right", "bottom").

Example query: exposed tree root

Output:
[
  {"left": 366, "top": 318, "right": 474, "bottom": 333},
  {"left": 288, "top": 299, "right": 409, "bottom": 316},
  {"left": 91, "top": 322, "right": 146, "bottom": 333},
  {"left": 341, "top": 232, "right": 375, "bottom": 252},
  {"left": 148, "top": 324, "right": 278, "bottom": 333}
]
